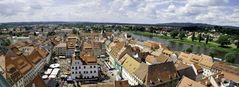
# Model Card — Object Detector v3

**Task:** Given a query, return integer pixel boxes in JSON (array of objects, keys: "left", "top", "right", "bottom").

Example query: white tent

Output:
[
  {"left": 51, "top": 68, "right": 60, "bottom": 75},
  {"left": 44, "top": 69, "right": 53, "bottom": 75},
  {"left": 48, "top": 74, "right": 57, "bottom": 78},
  {"left": 42, "top": 75, "right": 48, "bottom": 79},
  {"left": 50, "top": 63, "right": 60, "bottom": 68}
]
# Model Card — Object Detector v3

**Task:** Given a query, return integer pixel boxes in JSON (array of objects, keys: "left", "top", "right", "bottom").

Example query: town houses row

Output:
[{"left": 105, "top": 32, "right": 239, "bottom": 87}]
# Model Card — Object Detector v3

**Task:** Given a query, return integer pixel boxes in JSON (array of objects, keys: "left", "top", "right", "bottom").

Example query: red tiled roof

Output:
[
  {"left": 114, "top": 80, "right": 130, "bottom": 87},
  {"left": 80, "top": 52, "right": 97, "bottom": 64},
  {"left": 145, "top": 62, "right": 177, "bottom": 86}
]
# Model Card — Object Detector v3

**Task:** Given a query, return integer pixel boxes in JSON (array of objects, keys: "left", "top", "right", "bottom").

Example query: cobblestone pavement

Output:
[{"left": 58, "top": 58, "right": 72, "bottom": 87}]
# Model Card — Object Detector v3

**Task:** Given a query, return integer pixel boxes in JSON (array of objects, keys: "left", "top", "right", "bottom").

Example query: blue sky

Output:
[{"left": 0, "top": 0, "right": 239, "bottom": 26}]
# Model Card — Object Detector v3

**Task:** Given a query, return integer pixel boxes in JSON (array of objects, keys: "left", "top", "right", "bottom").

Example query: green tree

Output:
[
  {"left": 224, "top": 52, "right": 237, "bottom": 63},
  {"left": 236, "top": 40, "right": 239, "bottom": 49},
  {"left": 209, "top": 51, "right": 216, "bottom": 58},
  {"left": 163, "top": 33, "right": 167, "bottom": 36},
  {"left": 192, "top": 32, "right": 195, "bottom": 41},
  {"left": 198, "top": 33, "right": 202, "bottom": 42},
  {"left": 170, "top": 30, "right": 179, "bottom": 39},
  {"left": 232, "top": 35, "right": 239, "bottom": 49},
  {"left": 1, "top": 39, "right": 11, "bottom": 46},
  {"left": 34, "top": 32, "right": 37, "bottom": 36},
  {"left": 179, "top": 31, "right": 186, "bottom": 40},
  {"left": 217, "top": 35, "right": 231, "bottom": 47},
  {"left": 205, "top": 35, "right": 209, "bottom": 44},
  {"left": 72, "top": 29, "right": 78, "bottom": 34},
  {"left": 47, "top": 32, "right": 56, "bottom": 36},
  {"left": 185, "top": 47, "right": 193, "bottom": 53}
]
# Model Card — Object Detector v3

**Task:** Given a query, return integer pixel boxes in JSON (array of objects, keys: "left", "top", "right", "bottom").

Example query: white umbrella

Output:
[
  {"left": 50, "top": 63, "right": 60, "bottom": 68},
  {"left": 42, "top": 75, "right": 48, "bottom": 79}
]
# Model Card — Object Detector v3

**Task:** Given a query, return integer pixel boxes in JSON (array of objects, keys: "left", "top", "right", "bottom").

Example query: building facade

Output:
[
  {"left": 53, "top": 43, "right": 67, "bottom": 56},
  {"left": 71, "top": 60, "right": 99, "bottom": 80}
]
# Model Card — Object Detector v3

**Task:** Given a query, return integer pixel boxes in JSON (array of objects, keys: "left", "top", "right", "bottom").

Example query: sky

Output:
[{"left": 0, "top": 0, "right": 239, "bottom": 26}]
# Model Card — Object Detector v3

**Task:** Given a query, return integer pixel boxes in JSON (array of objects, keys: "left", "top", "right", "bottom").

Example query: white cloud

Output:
[
  {"left": 0, "top": 0, "right": 238, "bottom": 26},
  {"left": 187, "top": 0, "right": 229, "bottom": 7}
]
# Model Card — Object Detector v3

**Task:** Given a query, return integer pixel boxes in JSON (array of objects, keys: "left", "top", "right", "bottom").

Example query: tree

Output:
[
  {"left": 198, "top": 33, "right": 202, "bottom": 42},
  {"left": 205, "top": 35, "right": 209, "bottom": 44},
  {"left": 47, "top": 32, "right": 56, "bottom": 36},
  {"left": 170, "top": 30, "right": 179, "bottom": 39},
  {"left": 179, "top": 31, "right": 186, "bottom": 40},
  {"left": 185, "top": 47, "right": 193, "bottom": 53},
  {"left": 34, "top": 32, "right": 37, "bottom": 36},
  {"left": 192, "top": 32, "right": 195, "bottom": 41},
  {"left": 224, "top": 52, "right": 237, "bottom": 63},
  {"left": 72, "top": 29, "right": 78, "bottom": 34},
  {"left": 209, "top": 51, "right": 216, "bottom": 58},
  {"left": 232, "top": 35, "right": 239, "bottom": 49},
  {"left": 236, "top": 40, "right": 239, "bottom": 49},
  {"left": 217, "top": 35, "right": 231, "bottom": 47},
  {"left": 1, "top": 39, "right": 11, "bottom": 46},
  {"left": 163, "top": 33, "right": 167, "bottom": 36}
]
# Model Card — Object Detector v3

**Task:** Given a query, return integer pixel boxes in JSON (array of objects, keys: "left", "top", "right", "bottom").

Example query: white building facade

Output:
[{"left": 71, "top": 60, "right": 99, "bottom": 80}]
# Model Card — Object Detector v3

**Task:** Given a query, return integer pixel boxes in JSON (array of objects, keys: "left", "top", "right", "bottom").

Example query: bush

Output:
[
  {"left": 217, "top": 35, "right": 231, "bottom": 47},
  {"left": 224, "top": 52, "right": 237, "bottom": 63},
  {"left": 185, "top": 47, "right": 193, "bottom": 53}
]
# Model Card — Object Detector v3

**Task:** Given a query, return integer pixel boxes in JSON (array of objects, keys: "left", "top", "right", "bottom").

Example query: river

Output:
[{"left": 131, "top": 34, "right": 225, "bottom": 58}]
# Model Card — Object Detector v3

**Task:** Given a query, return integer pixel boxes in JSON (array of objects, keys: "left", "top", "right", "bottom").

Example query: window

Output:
[
  {"left": 72, "top": 72, "right": 74, "bottom": 74},
  {"left": 75, "top": 72, "right": 77, "bottom": 74},
  {"left": 94, "top": 71, "right": 96, "bottom": 73},
  {"left": 94, "top": 66, "right": 96, "bottom": 68},
  {"left": 84, "top": 66, "right": 86, "bottom": 69},
  {"left": 72, "top": 67, "right": 74, "bottom": 69},
  {"left": 90, "top": 71, "right": 92, "bottom": 73},
  {"left": 79, "top": 66, "right": 81, "bottom": 69}
]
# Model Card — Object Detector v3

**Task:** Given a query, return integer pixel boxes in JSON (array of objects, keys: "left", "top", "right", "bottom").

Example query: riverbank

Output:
[{"left": 132, "top": 31, "right": 239, "bottom": 54}]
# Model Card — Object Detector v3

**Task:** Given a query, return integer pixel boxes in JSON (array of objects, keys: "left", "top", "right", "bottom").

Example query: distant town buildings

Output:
[{"left": 0, "top": 25, "right": 239, "bottom": 87}]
